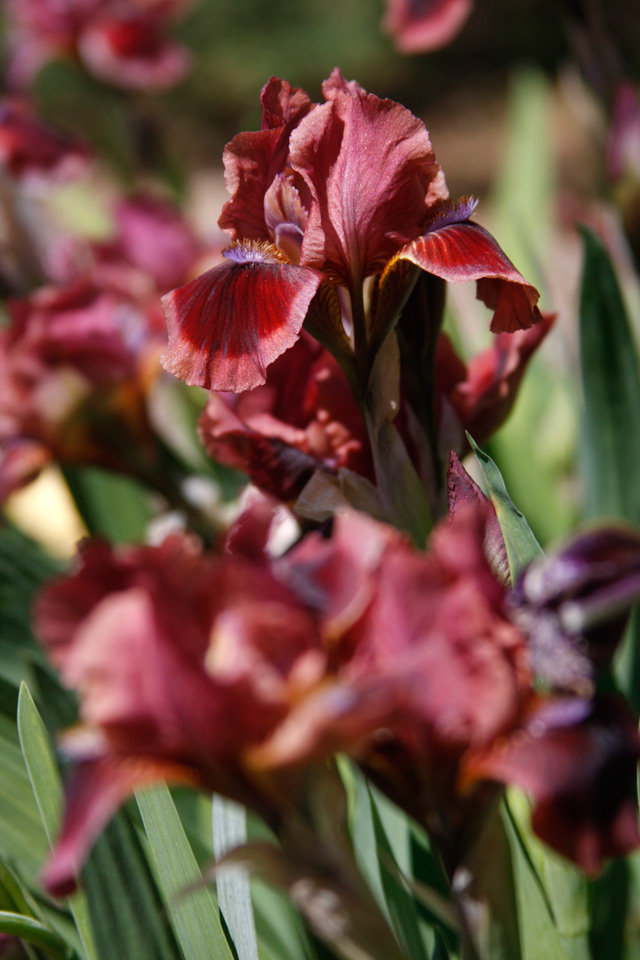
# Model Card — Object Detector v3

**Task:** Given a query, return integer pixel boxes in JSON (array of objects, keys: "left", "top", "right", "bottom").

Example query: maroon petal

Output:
[
  {"left": 219, "top": 78, "right": 312, "bottom": 242},
  {"left": 396, "top": 220, "right": 541, "bottom": 332},
  {"left": 42, "top": 755, "right": 194, "bottom": 897},
  {"left": 438, "top": 313, "right": 556, "bottom": 442},
  {"left": 382, "top": 0, "right": 473, "bottom": 53},
  {"left": 463, "top": 697, "right": 640, "bottom": 874},
  {"left": 161, "top": 241, "right": 323, "bottom": 392},
  {"left": 260, "top": 76, "right": 313, "bottom": 131},
  {"left": 447, "top": 451, "right": 509, "bottom": 586},
  {"left": 291, "top": 75, "right": 444, "bottom": 287}
]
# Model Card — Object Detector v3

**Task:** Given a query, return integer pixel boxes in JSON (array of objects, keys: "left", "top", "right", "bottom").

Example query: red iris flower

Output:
[
  {"left": 162, "top": 70, "right": 542, "bottom": 395},
  {"left": 35, "top": 500, "right": 640, "bottom": 895}
]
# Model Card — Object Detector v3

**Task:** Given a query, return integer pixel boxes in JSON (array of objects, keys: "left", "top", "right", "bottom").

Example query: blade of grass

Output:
[
  {"left": 212, "top": 795, "right": 259, "bottom": 960},
  {"left": 136, "top": 782, "right": 234, "bottom": 960},
  {"left": 17, "top": 683, "right": 96, "bottom": 960}
]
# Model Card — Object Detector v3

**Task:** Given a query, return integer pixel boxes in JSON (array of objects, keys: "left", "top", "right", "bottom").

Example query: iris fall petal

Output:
[{"left": 161, "top": 242, "right": 322, "bottom": 392}]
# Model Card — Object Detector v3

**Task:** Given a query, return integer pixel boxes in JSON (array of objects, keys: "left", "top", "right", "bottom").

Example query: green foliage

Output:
[
  {"left": 578, "top": 227, "right": 640, "bottom": 526},
  {"left": 468, "top": 434, "right": 542, "bottom": 580},
  {"left": 136, "top": 784, "right": 233, "bottom": 960}
]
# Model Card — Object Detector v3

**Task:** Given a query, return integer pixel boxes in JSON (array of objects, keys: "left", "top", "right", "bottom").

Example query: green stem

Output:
[{"left": 350, "top": 278, "right": 370, "bottom": 393}]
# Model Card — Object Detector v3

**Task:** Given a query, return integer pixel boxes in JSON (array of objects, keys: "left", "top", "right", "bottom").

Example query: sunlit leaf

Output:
[
  {"left": 467, "top": 433, "right": 542, "bottom": 582},
  {"left": 17, "top": 683, "right": 96, "bottom": 960},
  {"left": 136, "top": 783, "right": 234, "bottom": 960}
]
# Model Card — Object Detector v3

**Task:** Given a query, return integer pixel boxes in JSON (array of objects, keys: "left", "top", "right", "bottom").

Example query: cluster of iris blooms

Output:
[{"left": 1, "top": 3, "right": 640, "bottom": 958}]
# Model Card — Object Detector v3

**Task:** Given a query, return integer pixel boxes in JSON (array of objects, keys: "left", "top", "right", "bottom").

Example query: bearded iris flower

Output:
[
  {"left": 161, "top": 70, "right": 542, "bottom": 397},
  {"left": 36, "top": 495, "right": 640, "bottom": 895}
]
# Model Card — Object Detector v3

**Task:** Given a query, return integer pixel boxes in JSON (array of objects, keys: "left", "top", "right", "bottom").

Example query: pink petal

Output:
[
  {"left": 382, "top": 0, "right": 473, "bottom": 53},
  {"left": 291, "top": 76, "right": 445, "bottom": 287},
  {"left": 114, "top": 193, "right": 199, "bottom": 292},
  {"left": 218, "top": 127, "right": 288, "bottom": 242},
  {"left": 278, "top": 511, "right": 401, "bottom": 639},
  {"left": 78, "top": 14, "right": 190, "bottom": 91},
  {"left": 354, "top": 505, "right": 526, "bottom": 748},
  {"left": 397, "top": 221, "right": 542, "bottom": 332},
  {"left": 161, "top": 241, "right": 323, "bottom": 392}
]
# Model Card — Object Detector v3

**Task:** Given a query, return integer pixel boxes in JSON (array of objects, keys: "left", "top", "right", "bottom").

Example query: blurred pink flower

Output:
[
  {"left": 35, "top": 526, "right": 327, "bottom": 895},
  {"left": 0, "top": 272, "right": 165, "bottom": 498},
  {"left": 95, "top": 192, "right": 201, "bottom": 294},
  {"left": 0, "top": 99, "right": 89, "bottom": 181},
  {"left": 5, "top": 0, "right": 190, "bottom": 91},
  {"left": 382, "top": 0, "right": 473, "bottom": 53}
]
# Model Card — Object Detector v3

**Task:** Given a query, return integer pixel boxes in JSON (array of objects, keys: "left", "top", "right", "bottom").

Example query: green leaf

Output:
[
  {"left": 61, "top": 465, "right": 152, "bottom": 543},
  {"left": 0, "top": 713, "right": 48, "bottom": 880},
  {"left": 578, "top": 225, "right": 640, "bottom": 524},
  {"left": 468, "top": 433, "right": 542, "bottom": 581},
  {"left": 369, "top": 421, "right": 432, "bottom": 547},
  {"left": 136, "top": 782, "right": 234, "bottom": 960},
  {"left": 0, "top": 910, "right": 71, "bottom": 959},
  {"left": 212, "top": 795, "right": 259, "bottom": 960},
  {"left": 17, "top": 683, "right": 97, "bottom": 960},
  {"left": 246, "top": 812, "right": 317, "bottom": 960},
  {"left": 578, "top": 226, "right": 640, "bottom": 715},
  {"left": 502, "top": 800, "right": 573, "bottom": 960},
  {"left": 350, "top": 770, "right": 436, "bottom": 959},
  {"left": 82, "top": 811, "right": 180, "bottom": 960}
]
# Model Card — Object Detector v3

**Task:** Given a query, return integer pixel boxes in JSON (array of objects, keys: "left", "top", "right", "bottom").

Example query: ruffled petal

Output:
[
  {"left": 291, "top": 74, "right": 445, "bottom": 286},
  {"left": 219, "top": 77, "right": 312, "bottom": 242},
  {"left": 161, "top": 241, "right": 323, "bottom": 392},
  {"left": 394, "top": 220, "right": 542, "bottom": 332}
]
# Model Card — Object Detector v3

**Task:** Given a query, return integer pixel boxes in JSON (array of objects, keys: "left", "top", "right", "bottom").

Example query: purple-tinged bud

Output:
[{"left": 512, "top": 526, "right": 640, "bottom": 694}]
